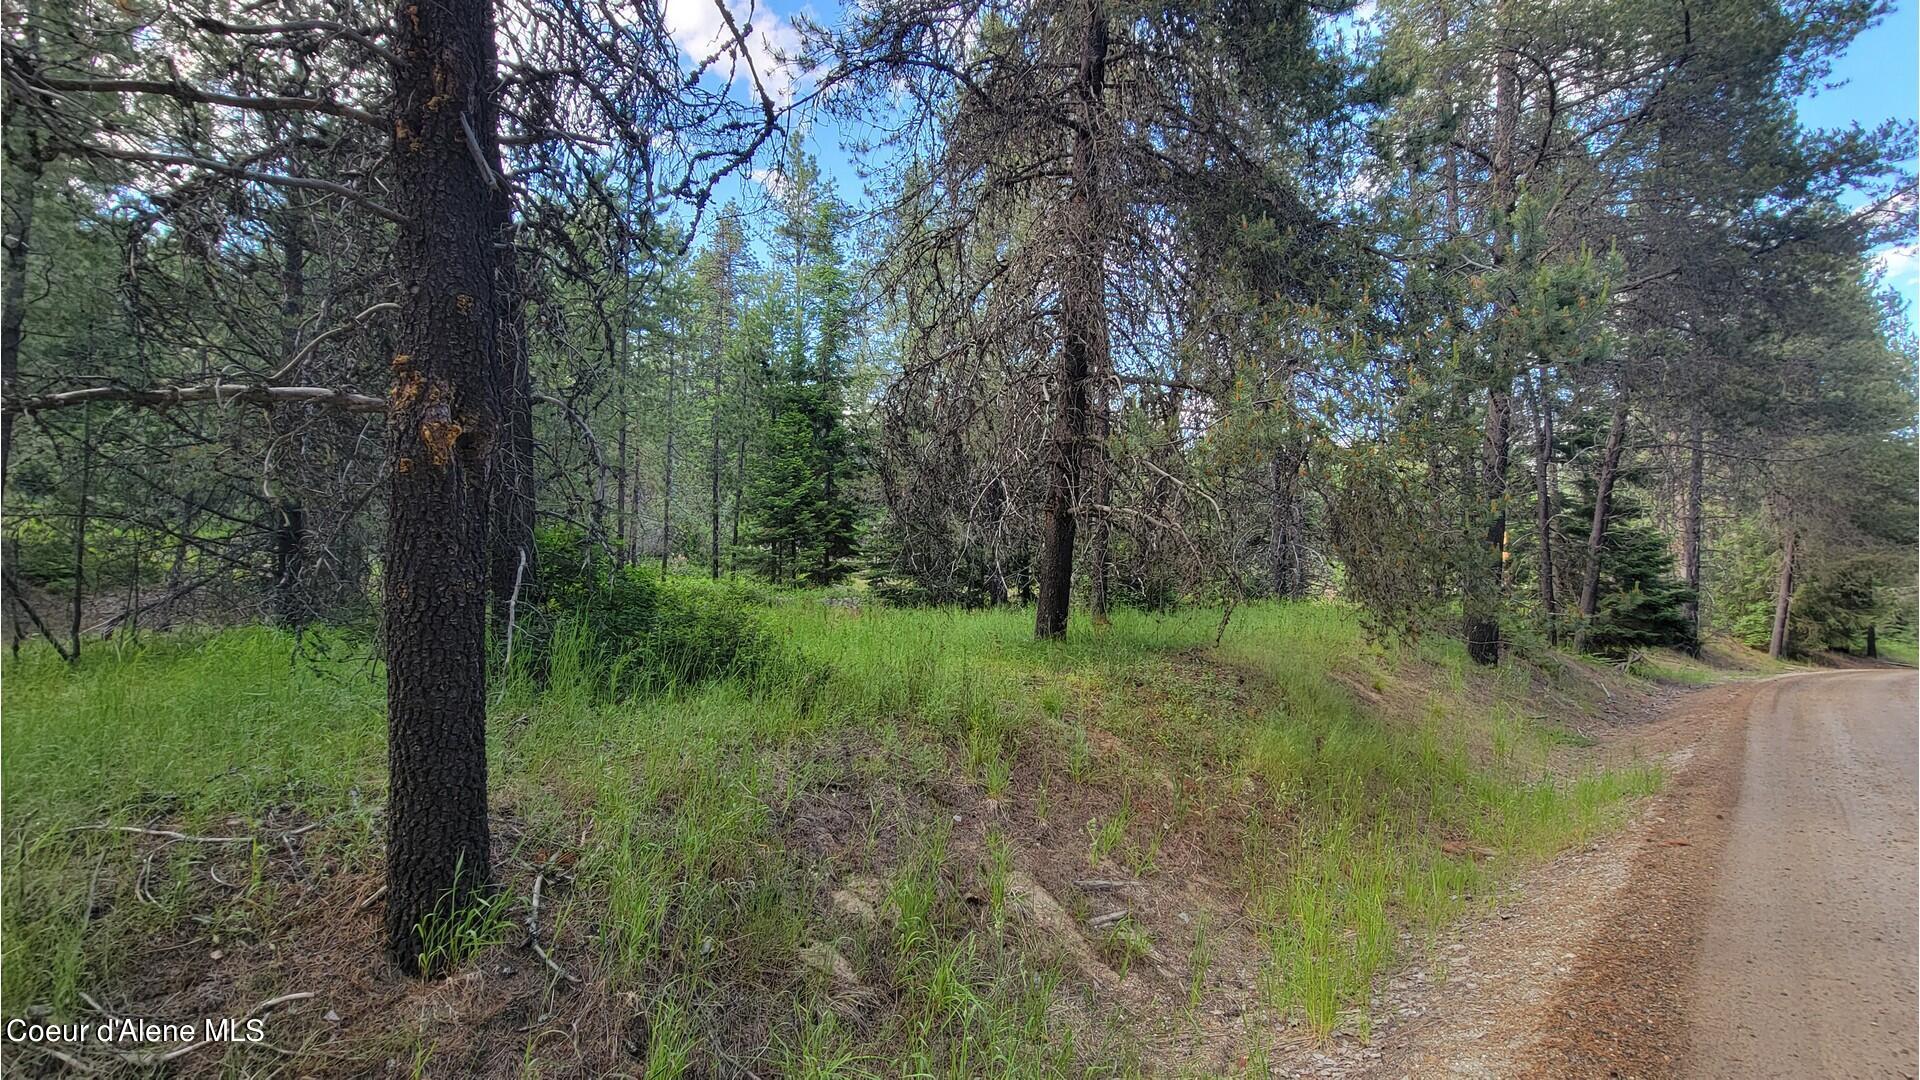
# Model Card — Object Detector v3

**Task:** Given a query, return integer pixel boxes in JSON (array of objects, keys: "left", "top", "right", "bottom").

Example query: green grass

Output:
[
  {"left": 1875, "top": 637, "right": 1918, "bottom": 666},
  {"left": 1, "top": 597, "right": 1663, "bottom": 1069}
]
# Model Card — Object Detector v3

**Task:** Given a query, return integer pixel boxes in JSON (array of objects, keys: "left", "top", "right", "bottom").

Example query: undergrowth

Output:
[{"left": 2, "top": 596, "right": 1665, "bottom": 1072}]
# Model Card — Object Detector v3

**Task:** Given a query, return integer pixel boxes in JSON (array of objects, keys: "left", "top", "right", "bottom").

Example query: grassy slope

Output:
[{"left": 2, "top": 601, "right": 1663, "bottom": 1077}]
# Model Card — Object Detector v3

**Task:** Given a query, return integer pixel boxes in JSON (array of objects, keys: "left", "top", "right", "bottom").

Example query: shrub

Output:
[{"left": 520, "top": 527, "right": 773, "bottom": 693}]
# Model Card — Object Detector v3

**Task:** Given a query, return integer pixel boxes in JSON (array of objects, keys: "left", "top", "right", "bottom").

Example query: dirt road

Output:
[
  {"left": 1687, "top": 671, "right": 1918, "bottom": 1079},
  {"left": 1341, "top": 670, "right": 1918, "bottom": 1080}
]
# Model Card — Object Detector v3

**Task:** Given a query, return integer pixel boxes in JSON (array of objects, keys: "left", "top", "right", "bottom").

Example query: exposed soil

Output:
[{"left": 1318, "top": 670, "right": 1919, "bottom": 1080}]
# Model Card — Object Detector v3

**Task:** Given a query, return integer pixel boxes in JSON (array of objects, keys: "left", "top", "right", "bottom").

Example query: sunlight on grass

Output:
[{"left": 2, "top": 597, "right": 1664, "bottom": 1065}]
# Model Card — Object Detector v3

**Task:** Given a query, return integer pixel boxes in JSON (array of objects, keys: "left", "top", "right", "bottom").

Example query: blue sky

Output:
[{"left": 1799, "top": 0, "right": 1919, "bottom": 317}]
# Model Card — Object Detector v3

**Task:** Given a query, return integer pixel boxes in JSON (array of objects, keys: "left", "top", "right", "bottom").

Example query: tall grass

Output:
[{"left": 2, "top": 596, "right": 1661, "bottom": 1065}]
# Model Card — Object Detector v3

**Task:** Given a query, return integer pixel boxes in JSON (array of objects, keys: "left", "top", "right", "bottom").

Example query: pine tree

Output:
[{"left": 740, "top": 142, "right": 863, "bottom": 584}]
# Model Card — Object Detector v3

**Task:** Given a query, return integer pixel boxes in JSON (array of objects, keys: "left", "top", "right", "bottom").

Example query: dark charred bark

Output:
[
  {"left": 1574, "top": 387, "right": 1630, "bottom": 651},
  {"left": 383, "top": 0, "right": 502, "bottom": 975},
  {"left": 268, "top": 204, "right": 312, "bottom": 628},
  {"left": 3, "top": 151, "right": 39, "bottom": 481},
  {"left": 1035, "top": 0, "right": 1108, "bottom": 641}
]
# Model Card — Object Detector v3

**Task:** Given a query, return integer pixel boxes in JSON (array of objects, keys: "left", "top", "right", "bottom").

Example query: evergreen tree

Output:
[{"left": 740, "top": 142, "right": 864, "bottom": 584}]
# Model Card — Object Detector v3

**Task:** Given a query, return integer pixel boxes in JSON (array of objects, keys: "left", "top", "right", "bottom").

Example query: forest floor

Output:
[{"left": 0, "top": 598, "right": 1877, "bottom": 1078}]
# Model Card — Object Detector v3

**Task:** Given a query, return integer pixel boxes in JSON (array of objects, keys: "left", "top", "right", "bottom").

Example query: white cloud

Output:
[
  {"left": 1873, "top": 241, "right": 1920, "bottom": 287},
  {"left": 748, "top": 164, "right": 790, "bottom": 198},
  {"left": 660, "top": 0, "right": 809, "bottom": 104}
]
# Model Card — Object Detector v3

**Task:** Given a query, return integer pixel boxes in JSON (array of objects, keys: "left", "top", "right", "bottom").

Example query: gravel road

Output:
[{"left": 1687, "top": 671, "right": 1918, "bottom": 1079}]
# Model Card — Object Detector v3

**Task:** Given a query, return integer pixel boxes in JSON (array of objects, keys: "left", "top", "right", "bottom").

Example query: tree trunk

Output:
[
  {"left": 987, "top": 475, "right": 1010, "bottom": 606},
  {"left": 1529, "top": 366, "right": 1558, "bottom": 643},
  {"left": 709, "top": 406, "right": 723, "bottom": 579},
  {"left": 270, "top": 204, "right": 310, "bottom": 628},
  {"left": 1768, "top": 524, "right": 1795, "bottom": 660},
  {"left": 613, "top": 239, "right": 633, "bottom": 565},
  {"left": 69, "top": 406, "right": 91, "bottom": 662},
  {"left": 1464, "top": 389, "right": 1509, "bottom": 665},
  {"left": 1574, "top": 387, "right": 1630, "bottom": 651},
  {"left": 1087, "top": 370, "right": 1113, "bottom": 623},
  {"left": 271, "top": 500, "right": 309, "bottom": 627},
  {"left": 1681, "top": 409, "right": 1704, "bottom": 647},
  {"left": 1, "top": 15, "right": 45, "bottom": 484},
  {"left": 1035, "top": 0, "right": 1108, "bottom": 641},
  {"left": 1867, "top": 624, "right": 1877, "bottom": 658},
  {"left": 1270, "top": 431, "right": 1305, "bottom": 600},
  {"left": 487, "top": 188, "right": 535, "bottom": 633},
  {"left": 383, "top": 0, "right": 502, "bottom": 974},
  {"left": 661, "top": 344, "right": 676, "bottom": 573},
  {"left": 1464, "top": 36, "right": 1520, "bottom": 667}
]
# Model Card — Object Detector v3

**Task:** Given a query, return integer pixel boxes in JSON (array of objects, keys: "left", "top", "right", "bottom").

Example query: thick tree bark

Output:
[
  {"left": 383, "top": 0, "right": 502, "bottom": 974},
  {"left": 614, "top": 237, "right": 632, "bottom": 564},
  {"left": 1681, "top": 410, "right": 1704, "bottom": 646},
  {"left": 1574, "top": 387, "right": 1630, "bottom": 651},
  {"left": 1035, "top": 0, "right": 1108, "bottom": 641},
  {"left": 1529, "top": 366, "right": 1557, "bottom": 643},
  {"left": 1768, "top": 524, "right": 1795, "bottom": 660},
  {"left": 3, "top": 150, "right": 39, "bottom": 481}
]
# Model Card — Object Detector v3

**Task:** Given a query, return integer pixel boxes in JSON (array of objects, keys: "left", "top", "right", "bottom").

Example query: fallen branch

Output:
[
  {"left": 524, "top": 872, "right": 581, "bottom": 984},
  {"left": 65, "top": 825, "right": 251, "bottom": 843},
  {"left": 6, "top": 383, "right": 385, "bottom": 416},
  {"left": 531, "top": 941, "right": 581, "bottom": 985}
]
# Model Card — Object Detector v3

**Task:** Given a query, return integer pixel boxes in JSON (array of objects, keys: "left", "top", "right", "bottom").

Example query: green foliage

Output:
[
  {"left": 737, "top": 146, "right": 865, "bottom": 586},
  {"left": 1566, "top": 496, "right": 1698, "bottom": 656},
  {"left": 1790, "top": 556, "right": 1908, "bottom": 654},
  {"left": 527, "top": 527, "right": 772, "bottom": 692},
  {"left": 412, "top": 859, "right": 513, "bottom": 976}
]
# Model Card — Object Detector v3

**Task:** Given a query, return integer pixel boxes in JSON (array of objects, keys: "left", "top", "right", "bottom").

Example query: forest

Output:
[{"left": 1, "top": 0, "right": 1915, "bottom": 1073}]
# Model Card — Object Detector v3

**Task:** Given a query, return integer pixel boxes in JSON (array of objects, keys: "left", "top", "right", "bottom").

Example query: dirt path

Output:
[
  {"left": 1685, "top": 671, "right": 1917, "bottom": 1079},
  {"left": 1344, "top": 670, "right": 1918, "bottom": 1080}
]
